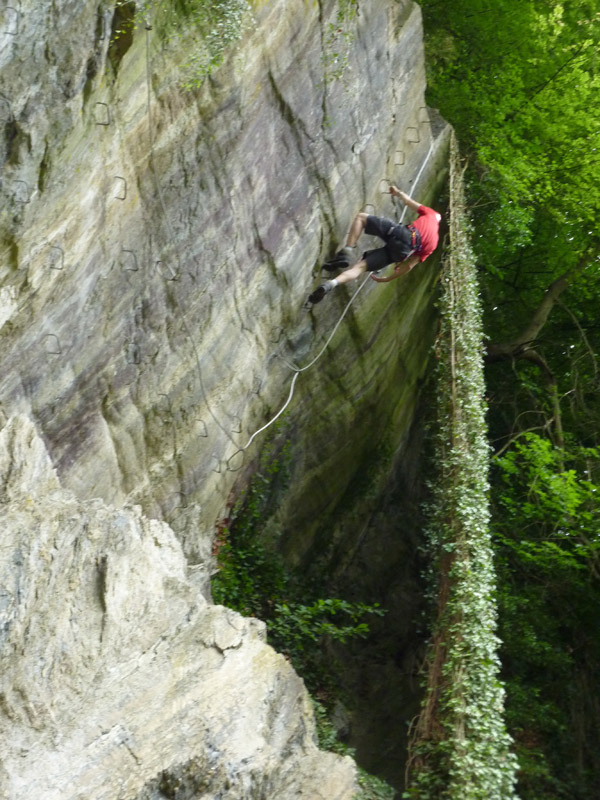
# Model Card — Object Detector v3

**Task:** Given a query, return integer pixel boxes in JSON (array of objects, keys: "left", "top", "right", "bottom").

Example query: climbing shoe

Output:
[
  {"left": 308, "top": 282, "right": 333, "bottom": 304},
  {"left": 322, "top": 246, "right": 355, "bottom": 271}
]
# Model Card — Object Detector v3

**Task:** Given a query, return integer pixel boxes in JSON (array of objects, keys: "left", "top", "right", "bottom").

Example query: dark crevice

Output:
[
  {"left": 83, "top": 56, "right": 99, "bottom": 105},
  {"left": 38, "top": 141, "right": 51, "bottom": 193},
  {"left": 107, "top": 1, "right": 135, "bottom": 76}
]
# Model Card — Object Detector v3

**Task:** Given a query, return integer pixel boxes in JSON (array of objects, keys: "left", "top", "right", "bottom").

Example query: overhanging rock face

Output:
[
  {"left": 0, "top": 0, "right": 450, "bottom": 795},
  {"left": 0, "top": 0, "right": 449, "bottom": 559},
  {"left": 0, "top": 415, "right": 356, "bottom": 799}
]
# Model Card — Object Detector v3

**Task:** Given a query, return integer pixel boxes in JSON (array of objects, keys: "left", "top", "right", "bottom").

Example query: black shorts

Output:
[{"left": 363, "top": 215, "right": 416, "bottom": 271}]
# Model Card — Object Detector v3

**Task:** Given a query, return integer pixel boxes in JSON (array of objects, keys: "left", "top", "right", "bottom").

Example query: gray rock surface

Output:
[
  {"left": 0, "top": 415, "right": 356, "bottom": 798},
  {"left": 0, "top": 0, "right": 448, "bottom": 558},
  {"left": 0, "top": 0, "right": 450, "bottom": 795}
]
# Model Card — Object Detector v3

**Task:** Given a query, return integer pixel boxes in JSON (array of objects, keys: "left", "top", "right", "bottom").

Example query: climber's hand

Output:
[{"left": 370, "top": 270, "right": 399, "bottom": 283}]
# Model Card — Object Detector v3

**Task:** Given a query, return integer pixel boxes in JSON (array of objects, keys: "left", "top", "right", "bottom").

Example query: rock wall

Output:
[
  {"left": 0, "top": 0, "right": 448, "bottom": 556},
  {"left": 0, "top": 415, "right": 356, "bottom": 798},
  {"left": 0, "top": 0, "right": 450, "bottom": 796}
]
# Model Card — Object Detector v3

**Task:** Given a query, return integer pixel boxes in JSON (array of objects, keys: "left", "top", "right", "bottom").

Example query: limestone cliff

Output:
[
  {"left": 0, "top": 415, "right": 356, "bottom": 798},
  {"left": 0, "top": 0, "right": 450, "bottom": 796}
]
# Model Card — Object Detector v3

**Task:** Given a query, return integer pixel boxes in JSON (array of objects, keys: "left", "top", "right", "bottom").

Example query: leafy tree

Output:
[
  {"left": 492, "top": 435, "right": 600, "bottom": 797},
  {"left": 420, "top": 1, "right": 600, "bottom": 795},
  {"left": 422, "top": 0, "right": 600, "bottom": 269},
  {"left": 420, "top": 0, "right": 600, "bottom": 405}
]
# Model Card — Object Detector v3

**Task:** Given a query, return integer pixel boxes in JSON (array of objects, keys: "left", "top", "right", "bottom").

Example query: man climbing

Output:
[{"left": 308, "top": 185, "right": 442, "bottom": 304}]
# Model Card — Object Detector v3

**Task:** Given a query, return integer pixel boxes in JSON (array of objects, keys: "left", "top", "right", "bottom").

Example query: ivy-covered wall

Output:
[{"left": 405, "top": 134, "right": 518, "bottom": 800}]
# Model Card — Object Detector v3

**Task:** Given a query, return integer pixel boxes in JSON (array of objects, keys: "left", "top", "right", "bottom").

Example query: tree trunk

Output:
[{"left": 485, "top": 258, "right": 592, "bottom": 449}]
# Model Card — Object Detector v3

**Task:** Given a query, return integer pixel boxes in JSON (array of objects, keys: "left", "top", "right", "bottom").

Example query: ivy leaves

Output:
[{"left": 406, "top": 136, "right": 518, "bottom": 800}]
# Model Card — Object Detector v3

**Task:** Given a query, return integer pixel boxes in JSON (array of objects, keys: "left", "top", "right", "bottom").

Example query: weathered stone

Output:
[
  {"left": 0, "top": 416, "right": 356, "bottom": 798},
  {"left": 0, "top": 0, "right": 448, "bottom": 558},
  {"left": 0, "top": 0, "right": 450, "bottom": 794}
]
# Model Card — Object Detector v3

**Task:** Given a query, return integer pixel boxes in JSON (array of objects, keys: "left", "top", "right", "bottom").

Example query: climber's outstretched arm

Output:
[
  {"left": 389, "top": 185, "right": 421, "bottom": 212},
  {"left": 370, "top": 254, "right": 419, "bottom": 283}
]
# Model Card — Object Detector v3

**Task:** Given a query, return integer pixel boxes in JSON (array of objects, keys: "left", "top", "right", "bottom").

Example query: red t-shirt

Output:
[{"left": 412, "top": 205, "right": 440, "bottom": 262}]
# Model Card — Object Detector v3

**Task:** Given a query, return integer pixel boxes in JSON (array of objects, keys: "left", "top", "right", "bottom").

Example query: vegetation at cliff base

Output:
[
  {"left": 211, "top": 443, "right": 385, "bottom": 695},
  {"left": 211, "top": 442, "right": 395, "bottom": 799}
]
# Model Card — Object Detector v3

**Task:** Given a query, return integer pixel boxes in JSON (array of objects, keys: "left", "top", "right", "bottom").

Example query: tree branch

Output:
[
  {"left": 487, "top": 255, "right": 591, "bottom": 362},
  {"left": 504, "top": 43, "right": 589, "bottom": 122},
  {"left": 558, "top": 301, "right": 599, "bottom": 381}
]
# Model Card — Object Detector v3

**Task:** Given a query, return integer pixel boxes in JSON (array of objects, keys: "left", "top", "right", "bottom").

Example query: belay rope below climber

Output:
[{"left": 142, "top": 20, "right": 436, "bottom": 472}]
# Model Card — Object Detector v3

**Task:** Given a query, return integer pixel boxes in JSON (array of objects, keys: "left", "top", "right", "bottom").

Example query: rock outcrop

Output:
[
  {"left": 0, "top": 415, "right": 356, "bottom": 798},
  {"left": 0, "top": 0, "right": 448, "bottom": 555},
  {"left": 0, "top": 0, "right": 450, "bottom": 795}
]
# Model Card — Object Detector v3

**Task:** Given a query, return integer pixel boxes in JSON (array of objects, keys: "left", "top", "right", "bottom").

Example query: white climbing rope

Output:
[
  {"left": 227, "top": 275, "right": 371, "bottom": 466},
  {"left": 279, "top": 276, "right": 370, "bottom": 374}
]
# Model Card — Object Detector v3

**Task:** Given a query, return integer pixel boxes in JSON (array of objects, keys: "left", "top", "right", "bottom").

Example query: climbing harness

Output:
[{"left": 407, "top": 225, "right": 422, "bottom": 252}]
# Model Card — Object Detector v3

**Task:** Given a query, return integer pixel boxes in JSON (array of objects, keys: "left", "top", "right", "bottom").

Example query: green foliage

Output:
[
  {"left": 174, "top": 0, "right": 254, "bottom": 88},
  {"left": 117, "top": 0, "right": 360, "bottom": 89},
  {"left": 108, "top": 0, "right": 137, "bottom": 72},
  {"left": 420, "top": 0, "right": 600, "bottom": 328},
  {"left": 354, "top": 770, "right": 396, "bottom": 800},
  {"left": 322, "top": 0, "right": 359, "bottom": 85},
  {"left": 420, "top": 7, "right": 600, "bottom": 792},
  {"left": 111, "top": 0, "right": 254, "bottom": 85},
  {"left": 211, "top": 479, "right": 288, "bottom": 617},
  {"left": 311, "top": 700, "right": 395, "bottom": 800},
  {"left": 312, "top": 697, "right": 348, "bottom": 755},
  {"left": 495, "top": 434, "right": 600, "bottom": 569},
  {"left": 211, "top": 443, "right": 393, "bottom": 795},
  {"left": 269, "top": 598, "right": 385, "bottom": 678},
  {"left": 211, "top": 444, "right": 385, "bottom": 693},
  {"left": 491, "top": 434, "right": 600, "bottom": 798}
]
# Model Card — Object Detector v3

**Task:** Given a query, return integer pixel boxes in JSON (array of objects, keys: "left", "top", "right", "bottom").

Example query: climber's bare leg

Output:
[
  {"left": 335, "top": 259, "right": 368, "bottom": 285},
  {"left": 346, "top": 212, "right": 368, "bottom": 248},
  {"left": 307, "top": 213, "right": 369, "bottom": 304}
]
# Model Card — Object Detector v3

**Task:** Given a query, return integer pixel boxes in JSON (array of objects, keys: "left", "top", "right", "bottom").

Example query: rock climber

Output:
[{"left": 308, "top": 185, "right": 442, "bottom": 304}]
